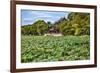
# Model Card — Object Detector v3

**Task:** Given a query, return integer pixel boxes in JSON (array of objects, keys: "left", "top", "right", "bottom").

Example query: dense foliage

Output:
[
  {"left": 21, "top": 35, "right": 90, "bottom": 63},
  {"left": 21, "top": 20, "right": 49, "bottom": 35},
  {"left": 57, "top": 12, "right": 90, "bottom": 35},
  {"left": 21, "top": 12, "right": 90, "bottom": 36}
]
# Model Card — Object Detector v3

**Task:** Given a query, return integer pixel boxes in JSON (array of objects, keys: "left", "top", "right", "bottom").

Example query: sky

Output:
[{"left": 21, "top": 10, "right": 70, "bottom": 26}]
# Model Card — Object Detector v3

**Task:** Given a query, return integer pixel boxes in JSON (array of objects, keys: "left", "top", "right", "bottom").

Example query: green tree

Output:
[
  {"left": 57, "top": 12, "right": 90, "bottom": 36},
  {"left": 33, "top": 20, "right": 49, "bottom": 35}
]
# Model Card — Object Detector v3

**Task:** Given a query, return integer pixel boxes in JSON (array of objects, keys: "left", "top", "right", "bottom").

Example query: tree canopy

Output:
[{"left": 21, "top": 12, "right": 90, "bottom": 36}]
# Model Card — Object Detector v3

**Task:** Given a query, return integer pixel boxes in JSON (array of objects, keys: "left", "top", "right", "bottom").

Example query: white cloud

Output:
[
  {"left": 30, "top": 11, "right": 53, "bottom": 18},
  {"left": 23, "top": 17, "right": 33, "bottom": 21}
]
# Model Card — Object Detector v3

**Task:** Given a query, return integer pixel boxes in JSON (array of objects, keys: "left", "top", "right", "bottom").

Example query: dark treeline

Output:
[{"left": 21, "top": 12, "right": 90, "bottom": 36}]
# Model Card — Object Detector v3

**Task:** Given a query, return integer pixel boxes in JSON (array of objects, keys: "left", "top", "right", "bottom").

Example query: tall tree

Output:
[{"left": 33, "top": 20, "right": 49, "bottom": 35}]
